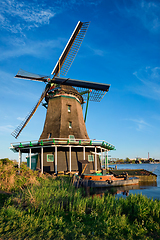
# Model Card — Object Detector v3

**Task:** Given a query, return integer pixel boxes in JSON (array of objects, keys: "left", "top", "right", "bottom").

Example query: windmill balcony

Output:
[
  {"left": 10, "top": 138, "right": 115, "bottom": 151},
  {"left": 10, "top": 137, "right": 115, "bottom": 174}
]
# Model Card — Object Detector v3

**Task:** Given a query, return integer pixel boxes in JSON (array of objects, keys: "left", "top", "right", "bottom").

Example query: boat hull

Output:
[
  {"left": 73, "top": 175, "right": 139, "bottom": 188},
  {"left": 84, "top": 177, "right": 139, "bottom": 188}
]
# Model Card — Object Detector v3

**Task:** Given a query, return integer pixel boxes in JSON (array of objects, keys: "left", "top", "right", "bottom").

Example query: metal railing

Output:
[{"left": 10, "top": 137, "right": 115, "bottom": 151}]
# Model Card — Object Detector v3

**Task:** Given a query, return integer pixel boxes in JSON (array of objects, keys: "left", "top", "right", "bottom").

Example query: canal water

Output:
[{"left": 96, "top": 163, "right": 160, "bottom": 200}]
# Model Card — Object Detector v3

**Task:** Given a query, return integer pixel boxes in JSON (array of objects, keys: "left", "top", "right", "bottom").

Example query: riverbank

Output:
[{"left": 0, "top": 159, "right": 160, "bottom": 239}]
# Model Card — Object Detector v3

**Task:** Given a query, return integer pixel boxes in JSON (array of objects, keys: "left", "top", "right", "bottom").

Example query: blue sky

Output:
[{"left": 0, "top": 0, "right": 160, "bottom": 160}]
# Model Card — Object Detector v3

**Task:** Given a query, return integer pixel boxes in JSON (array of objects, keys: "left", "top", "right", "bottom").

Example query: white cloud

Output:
[
  {"left": 132, "top": 66, "right": 160, "bottom": 100},
  {"left": 83, "top": 44, "right": 105, "bottom": 57},
  {"left": 0, "top": 38, "right": 65, "bottom": 61},
  {"left": 115, "top": 0, "right": 160, "bottom": 32},
  {"left": 0, "top": 0, "right": 102, "bottom": 34},
  {"left": 17, "top": 117, "right": 25, "bottom": 121},
  {"left": 0, "top": 69, "right": 43, "bottom": 102},
  {"left": 125, "top": 118, "right": 151, "bottom": 131},
  {"left": 0, "top": 125, "right": 14, "bottom": 133},
  {"left": 0, "top": 0, "right": 55, "bottom": 34},
  {"left": 93, "top": 49, "right": 104, "bottom": 56}
]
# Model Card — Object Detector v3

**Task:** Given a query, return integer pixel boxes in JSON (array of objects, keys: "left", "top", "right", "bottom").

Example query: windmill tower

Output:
[
  {"left": 40, "top": 84, "right": 89, "bottom": 140},
  {"left": 11, "top": 21, "right": 115, "bottom": 173}
]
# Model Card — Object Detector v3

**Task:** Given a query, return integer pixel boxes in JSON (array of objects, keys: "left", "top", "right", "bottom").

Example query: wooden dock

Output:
[{"left": 109, "top": 169, "right": 157, "bottom": 182}]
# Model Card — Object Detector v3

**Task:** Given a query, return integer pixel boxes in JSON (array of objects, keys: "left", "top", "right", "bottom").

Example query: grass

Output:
[{"left": 0, "top": 159, "right": 160, "bottom": 239}]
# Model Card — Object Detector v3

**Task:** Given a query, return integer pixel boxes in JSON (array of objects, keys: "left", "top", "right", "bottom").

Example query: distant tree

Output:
[
  {"left": 149, "top": 158, "right": 154, "bottom": 162},
  {"left": 125, "top": 157, "right": 130, "bottom": 163},
  {"left": 116, "top": 159, "right": 124, "bottom": 163}
]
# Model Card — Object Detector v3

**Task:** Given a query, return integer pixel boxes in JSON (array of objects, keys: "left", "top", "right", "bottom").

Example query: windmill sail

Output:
[
  {"left": 11, "top": 86, "right": 49, "bottom": 138},
  {"left": 51, "top": 21, "right": 90, "bottom": 77},
  {"left": 52, "top": 76, "right": 110, "bottom": 102},
  {"left": 11, "top": 21, "right": 90, "bottom": 138},
  {"left": 15, "top": 69, "right": 50, "bottom": 82}
]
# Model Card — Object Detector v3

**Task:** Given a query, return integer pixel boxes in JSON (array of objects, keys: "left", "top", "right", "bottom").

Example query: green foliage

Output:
[
  {"left": 125, "top": 157, "right": 130, "bottom": 163},
  {"left": 116, "top": 158, "right": 124, "bottom": 163},
  {"left": 0, "top": 163, "right": 160, "bottom": 239},
  {"left": 149, "top": 158, "right": 154, "bottom": 162},
  {"left": 0, "top": 158, "right": 13, "bottom": 165}
]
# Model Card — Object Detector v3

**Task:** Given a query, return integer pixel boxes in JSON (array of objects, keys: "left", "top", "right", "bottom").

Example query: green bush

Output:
[{"left": 0, "top": 158, "right": 13, "bottom": 165}]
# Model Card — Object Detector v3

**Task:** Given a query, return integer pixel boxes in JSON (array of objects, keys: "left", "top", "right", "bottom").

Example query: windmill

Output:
[
  {"left": 11, "top": 21, "right": 110, "bottom": 139},
  {"left": 11, "top": 21, "right": 114, "bottom": 173}
]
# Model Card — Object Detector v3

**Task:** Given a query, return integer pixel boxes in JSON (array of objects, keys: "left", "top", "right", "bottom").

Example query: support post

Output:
[
  {"left": 83, "top": 146, "right": 85, "bottom": 160},
  {"left": 20, "top": 151, "right": 22, "bottom": 163},
  {"left": 101, "top": 148, "right": 103, "bottom": 169},
  {"left": 18, "top": 149, "right": 21, "bottom": 170},
  {"left": 84, "top": 91, "right": 90, "bottom": 123},
  {"left": 29, "top": 148, "right": 31, "bottom": 169},
  {"left": 69, "top": 146, "right": 71, "bottom": 172},
  {"left": 105, "top": 150, "right": 106, "bottom": 169},
  {"left": 107, "top": 150, "right": 108, "bottom": 170},
  {"left": 41, "top": 147, "right": 43, "bottom": 174},
  {"left": 55, "top": 146, "right": 57, "bottom": 174},
  {"left": 95, "top": 147, "right": 97, "bottom": 171}
]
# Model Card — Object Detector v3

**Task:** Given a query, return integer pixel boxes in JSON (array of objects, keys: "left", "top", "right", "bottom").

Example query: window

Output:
[
  {"left": 69, "top": 121, "right": 72, "bottom": 128},
  {"left": 68, "top": 105, "right": 71, "bottom": 112},
  {"left": 69, "top": 135, "right": 75, "bottom": 142},
  {"left": 48, "top": 133, "right": 52, "bottom": 139},
  {"left": 88, "top": 155, "right": 94, "bottom": 162},
  {"left": 47, "top": 154, "right": 54, "bottom": 162}
]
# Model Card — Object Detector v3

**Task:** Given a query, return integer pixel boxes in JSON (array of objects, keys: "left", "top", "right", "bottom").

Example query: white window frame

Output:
[
  {"left": 88, "top": 155, "right": 94, "bottom": 162},
  {"left": 69, "top": 135, "right": 75, "bottom": 142},
  {"left": 47, "top": 154, "right": 54, "bottom": 162}
]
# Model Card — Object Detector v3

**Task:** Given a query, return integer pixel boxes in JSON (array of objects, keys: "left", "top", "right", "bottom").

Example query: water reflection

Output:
[
  {"left": 110, "top": 163, "right": 160, "bottom": 199},
  {"left": 86, "top": 163, "right": 160, "bottom": 199},
  {"left": 88, "top": 181, "right": 157, "bottom": 199}
]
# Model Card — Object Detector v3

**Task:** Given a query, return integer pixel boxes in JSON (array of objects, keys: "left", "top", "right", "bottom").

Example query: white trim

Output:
[
  {"left": 101, "top": 148, "right": 103, "bottom": 169},
  {"left": 55, "top": 146, "right": 57, "bottom": 174},
  {"left": 95, "top": 147, "right": 97, "bottom": 171},
  {"left": 41, "top": 147, "right": 43, "bottom": 174},
  {"left": 69, "top": 146, "right": 71, "bottom": 172},
  {"left": 29, "top": 148, "right": 31, "bottom": 169},
  {"left": 107, "top": 150, "right": 108, "bottom": 170},
  {"left": 18, "top": 149, "right": 21, "bottom": 170}
]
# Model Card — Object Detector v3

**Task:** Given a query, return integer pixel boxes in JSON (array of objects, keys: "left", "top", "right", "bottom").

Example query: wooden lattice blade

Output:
[
  {"left": 15, "top": 69, "right": 50, "bottom": 82},
  {"left": 53, "top": 77, "right": 110, "bottom": 90},
  {"left": 52, "top": 77, "right": 110, "bottom": 102},
  {"left": 51, "top": 21, "right": 90, "bottom": 77},
  {"left": 11, "top": 86, "right": 49, "bottom": 138}
]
